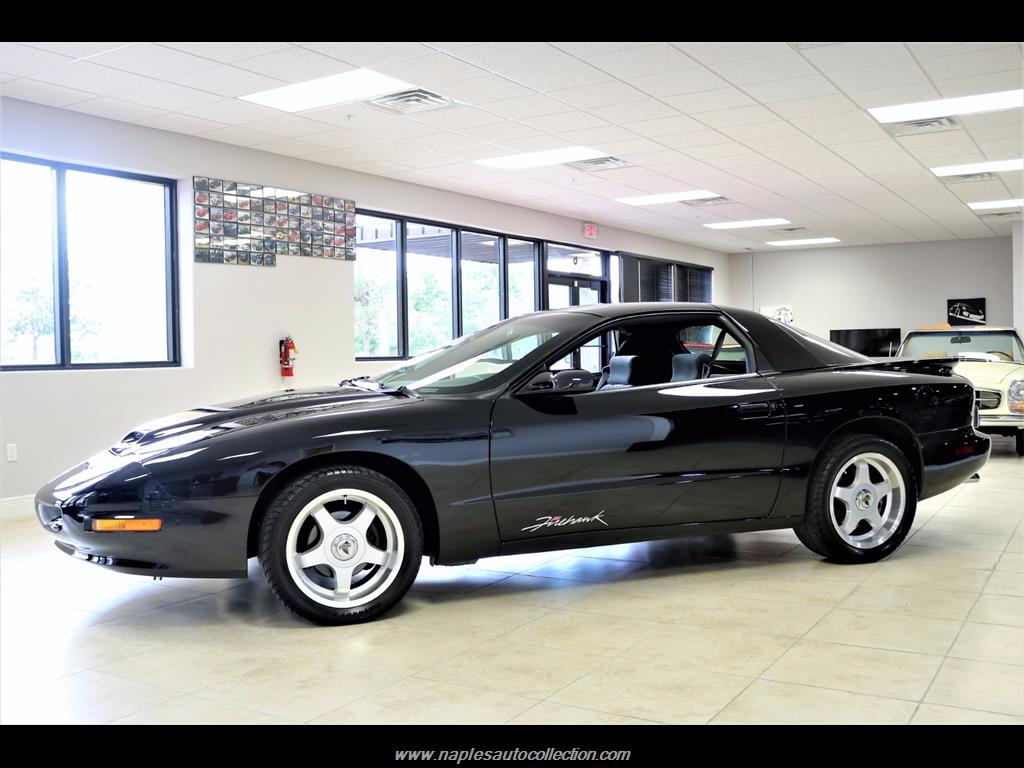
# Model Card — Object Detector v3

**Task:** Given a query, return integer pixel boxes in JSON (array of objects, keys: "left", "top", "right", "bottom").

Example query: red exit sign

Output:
[{"left": 582, "top": 222, "right": 598, "bottom": 240}]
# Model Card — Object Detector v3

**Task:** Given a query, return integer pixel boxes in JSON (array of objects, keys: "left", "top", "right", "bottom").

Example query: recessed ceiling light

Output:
[
  {"left": 766, "top": 237, "right": 841, "bottom": 247},
  {"left": 240, "top": 68, "right": 415, "bottom": 112},
  {"left": 475, "top": 147, "right": 606, "bottom": 170},
  {"left": 616, "top": 190, "right": 720, "bottom": 206},
  {"left": 704, "top": 218, "right": 791, "bottom": 230},
  {"left": 931, "top": 158, "right": 1024, "bottom": 177},
  {"left": 868, "top": 89, "right": 1023, "bottom": 124},
  {"left": 967, "top": 199, "right": 1023, "bottom": 211}
]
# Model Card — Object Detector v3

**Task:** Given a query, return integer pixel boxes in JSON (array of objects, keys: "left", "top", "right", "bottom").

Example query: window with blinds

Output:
[{"left": 617, "top": 253, "right": 712, "bottom": 304}]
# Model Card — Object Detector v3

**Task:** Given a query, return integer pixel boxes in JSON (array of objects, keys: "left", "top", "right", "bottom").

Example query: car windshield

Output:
[
  {"left": 901, "top": 331, "right": 1024, "bottom": 363},
  {"left": 370, "top": 312, "right": 594, "bottom": 394}
]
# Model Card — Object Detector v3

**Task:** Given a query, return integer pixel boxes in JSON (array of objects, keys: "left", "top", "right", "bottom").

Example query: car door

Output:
[{"left": 489, "top": 315, "right": 786, "bottom": 541}]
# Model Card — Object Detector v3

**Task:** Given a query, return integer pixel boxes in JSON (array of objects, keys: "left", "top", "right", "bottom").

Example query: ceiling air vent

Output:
[
  {"left": 681, "top": 195, "right": 732, "bottom": 207},
  {"left": 883, "top": 116, "right": 962, "bottom": 137},
  {"left": 979, "top": 210, "right": 1022, "bottom": 221},
  {"left": 367, "top": 88, "right": 455, "bottom": 115},
  {"left": 939, "top": 172, "right": 996, "bottom": 185},
  {"left": 564, "top": 156, "right": 632, "bottom": 172}
]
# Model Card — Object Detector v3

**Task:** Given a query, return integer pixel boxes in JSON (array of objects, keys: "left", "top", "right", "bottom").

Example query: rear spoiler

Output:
[{"left": 859, "top": 356, "right": 961, "bottom": 376}]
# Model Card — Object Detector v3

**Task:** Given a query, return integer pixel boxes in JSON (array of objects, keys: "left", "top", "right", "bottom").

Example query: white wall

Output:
[
  {"left": 1013, "top": 221, "right": 1023, "bottom": 332},
  {"left": 728, "top": 238, "right": 1014, "bottom": 339},
  {"left": 0, "top": 98, "right": 728, "bottom": 498}
]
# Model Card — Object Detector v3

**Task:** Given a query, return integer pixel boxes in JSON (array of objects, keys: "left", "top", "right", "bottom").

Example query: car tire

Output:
[
  {"left": 794, "top": 434, "right": 916, "bottom": 564},
  {"left": 259, "top": 465, "right": 423, "bottom": 625},
  {"left": 1016, "top": 431, "right": 1024, "bottom": 457}
]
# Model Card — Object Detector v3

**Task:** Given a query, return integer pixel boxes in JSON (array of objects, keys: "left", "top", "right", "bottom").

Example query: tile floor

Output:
[{"left": 1, "top": 441, "right": 1021, "bottom": 725}]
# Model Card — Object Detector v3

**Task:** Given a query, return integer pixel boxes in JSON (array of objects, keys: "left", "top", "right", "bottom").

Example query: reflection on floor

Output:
[{"left": 1, "top": 442, "right": 1021, "bottom": 725}]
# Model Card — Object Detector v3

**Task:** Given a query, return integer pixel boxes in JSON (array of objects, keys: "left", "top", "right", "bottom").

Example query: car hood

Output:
[
  {"left": 114, "top": 385, "right": 407, "bottom": 452},
  {"left": 951, "top": 361, "right": 1024, "bottom": 390}
]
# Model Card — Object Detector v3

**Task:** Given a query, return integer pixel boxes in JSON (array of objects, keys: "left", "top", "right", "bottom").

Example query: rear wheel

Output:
[
  {"left": 795, "top": 434, "right": 916, "bottom": 563},
  {"left": 259, "top": 465, "right": 423, "bottom": 625}
]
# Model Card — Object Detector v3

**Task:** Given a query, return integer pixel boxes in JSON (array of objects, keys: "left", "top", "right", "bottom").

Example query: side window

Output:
[{"left": 542, "top": 316, "right": 753, "bottom": 392}]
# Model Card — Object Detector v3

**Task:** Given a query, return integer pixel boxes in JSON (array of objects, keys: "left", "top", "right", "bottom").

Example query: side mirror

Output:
[{"left": 518, "top": 369, "right": 595, "bottom": 396}]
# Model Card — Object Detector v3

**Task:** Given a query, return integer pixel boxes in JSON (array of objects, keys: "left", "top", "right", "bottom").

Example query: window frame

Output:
[
  {"left": 0, "top": 151, "right": 179, "bottom": 371},
  {"left": 356, "top": 208, "right": 553, "bottom": 362}
]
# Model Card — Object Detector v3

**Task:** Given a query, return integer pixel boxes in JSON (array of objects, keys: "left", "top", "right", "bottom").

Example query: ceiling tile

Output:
[
  {"left": 742, "top": 134, "right": 823, "bottom": 152},
  {"left": 589, "top": 99, "right": 679, "bottom": 123},
  {"left": 243, "top": 114, "right": 334, "bottom": 137},
  {"left": 718, "top": 121, "right": 802, "bottom": 141},
  {"left": 828, "top": 61, "right": 930, "bottom": 92},
  {"left": 24, "top": 42, "right": 130, "bottom": 59},
  {"left": 790, "top": 110, "right": 878, "bottom": 134},
  {"left": 89, "top": 43, "right": 219, "bottom": 80},
  {"left": 623, "top": 114, "right": 706, "bottom": 137},
  {"left": 554, "top": 125, "right": 637, "bottom": 144},
  {"left": 136, "top": 113, "right": 225, "bottom": 135},
  {"left": 769, "top": 94, "right": 859, "bottom": 119},
  {"left": 304, "top": 128, "right": 392, "bottom": 149},
  {"left": 522, "top": 111, "right": 608, "bottom": 133},
  {"left": 505, "top": 60, "right": 612, "bottom": 91},
  {"left": 160, "top": 42, "right": 292, "bottom": 63},
  {"left": 935, "top": 70, "right": 1024, "bottom": 98},
  {"left": 252, "top": 138, "right": 325, "bottom": 157},
  {"left": 458, "top": 121, "right": 544, "bottom": 143},
  {"left": 800, "top": 43, "right": 913, "bottom": 71},
  {"left": 233, "top": 48, "right": 353, "bottom": 82},
  {"left": 179, "top": 99, "right": 279, "bottom": 124},
  {"left": 918, "top": 47, "right": 1023, "bottom": 81},
  {"left": 626, "top": 67, "right": 729, "bottom": 97},
  {"left": 657, "top": 129, "right": 734, "bottom": 150},
  {"left": 31, "top": 61, "right": 155, "bottom": 95},
  {"left": 844, "top": 82, "right": 941, "bottom": 109},
  {"left": 481, "top": 93, "right": 568, "bottom": 119},
  {"left": 298, "top": 42, "right": 433, "bottom": 66},
  {"left": 674, "top": 43, "right": 793, "bottom": 65},
  {"left": 453, "top": 43, "right": 572, "bottom": 71},
  {"left": 808, "top": 124, "right": 890, "bottom": 145},
  {"left": 711, "top": 52, "right": 817, "bottom": 85},
  {"left": 662, "top": 88, "right": 756, "bottom": 114},
  {"left": 548, "top": 80, "right": 649, "bottom": 109},
  {"left": 600, "top": 137, "right": 669, "bottom": 156},
  {"left": 115, "top": 81, "right": 222, "bottom": 111},
  {"left": 549, "top": 42, "right": 656, "bottom": 58},
  {"left": 345, "top": 116, "right": 439, "bottom": 141},
  {"left": 375, "top": 53, "right": 490, "bottom": 87},
  {"left": 828, "top": 139, "right": 900, "bottom": 157},
  {"left": 693, "top": 105, "right": 778, "bottom": 128},
  {"left": 0, "top": 43, "right": 72, "bottom": 77},
  {"left": 195, "top": 125, "right": 278, "bottom": 146},
  {"left": 742, "top": 75, "right": 839, "bottom": 104},
  {"left": 584, "top": 44, "right": 698, "bottom": 78},
  {"left": 907, "top": 42, "right": 1015, "bottom": 60},
  {"left": 65, "top": 97, "right": 166, "bottom": 122},
  {"left": 683, "top": 142, "right": 755, "bottom": 160},
  {"left": 410, "top": 105, "right": 506, "bottom": 130},
  {"left": 170, "top": 65, "right": 287, "bottom": 98},
  {"left": 435, "top": 75, "right": 533, "bottom": 104},
  {"left": 495, "top": 135, "right": 575, "bottom": 153},
  {"left": 0, "top": 79, "right": 95, "bottom": 106}
]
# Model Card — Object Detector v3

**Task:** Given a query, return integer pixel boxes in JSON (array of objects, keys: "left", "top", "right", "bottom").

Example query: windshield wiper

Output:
[
  {"left": 338, "top": 376, "right": 380, "bottom": 391},
  {"left": 380, "top": 385, "right": 419, "bottom": 399}
]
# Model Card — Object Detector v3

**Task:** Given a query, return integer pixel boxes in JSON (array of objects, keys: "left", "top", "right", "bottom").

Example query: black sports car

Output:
[{"left": 36, "top": 304, "right": 990, "bottom": 624}]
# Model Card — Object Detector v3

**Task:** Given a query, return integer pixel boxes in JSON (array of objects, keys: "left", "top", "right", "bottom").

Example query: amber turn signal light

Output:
[{"left": 93, "top": 518, "right": 162, "bottom": 532}]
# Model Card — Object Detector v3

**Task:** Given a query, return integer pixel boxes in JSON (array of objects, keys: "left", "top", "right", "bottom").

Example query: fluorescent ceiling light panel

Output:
[
  {"left": 766, "top": 237, "right": 840, "bottom": 247},
  {"left": 931, "top": 158, "right": 1024, "bottom": 177},
  {"left": 868, "top": 89, "right": 1023, "bottom": 123},
  {"left": 616, "top": 190, "right": 720, "bottom": 206},
  {"left": 240, "top": 68, "right": 415, "bottom": 112},
  {"left": 704, "top": 218, "right": 791, "bottom": 230},
  {"left": 967, "top": 199, "right": 1023, "bottom": 210},
  {"left": 475, "top": 147, "right": 606, "bottom": 170}
]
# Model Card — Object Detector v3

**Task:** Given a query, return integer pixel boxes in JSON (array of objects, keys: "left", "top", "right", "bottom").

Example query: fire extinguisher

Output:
[{"left": 279, "top": 336, "right": 297, "bottom": 378}]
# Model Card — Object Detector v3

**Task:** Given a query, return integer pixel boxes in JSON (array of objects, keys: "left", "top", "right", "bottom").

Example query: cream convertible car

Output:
[{"left": 899, "top": 325, "right": 1024, "bottom": 456}]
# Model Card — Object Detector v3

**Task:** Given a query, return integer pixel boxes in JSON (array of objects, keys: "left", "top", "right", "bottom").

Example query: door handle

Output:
[{"left": 737, "top": 402, "right": 770, "bottom": 419}]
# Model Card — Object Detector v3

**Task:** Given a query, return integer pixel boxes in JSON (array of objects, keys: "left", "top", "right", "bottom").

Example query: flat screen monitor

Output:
[{"left": 830, "top": 328, "right": 902, "bottom": 357}]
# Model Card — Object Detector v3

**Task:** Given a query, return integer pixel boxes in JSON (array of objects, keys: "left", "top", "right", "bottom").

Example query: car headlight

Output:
[{"left": 1009, "top": 378, "right": 1024, "bottom": 412}]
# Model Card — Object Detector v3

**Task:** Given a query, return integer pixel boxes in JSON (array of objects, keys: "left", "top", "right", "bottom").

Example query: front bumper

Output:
[
  {"left": 35, "top": 469, "right": 250, "bottom": 578},
  {"left": 980, "top": 413, "right": 1024, "bottom": 433}
]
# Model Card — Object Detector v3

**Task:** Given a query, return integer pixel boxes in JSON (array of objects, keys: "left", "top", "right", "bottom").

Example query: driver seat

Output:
[
  {"left": 597, "top": 355, "right": 637, "bottom": 390},
  {"left": 671, "top": 353, "right": 712, "bottom": 382}
]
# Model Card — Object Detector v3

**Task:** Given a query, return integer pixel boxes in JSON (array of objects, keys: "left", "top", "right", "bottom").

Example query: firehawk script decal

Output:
[{"left": 521, "top": 511, "right": 609, "bottom": 534}]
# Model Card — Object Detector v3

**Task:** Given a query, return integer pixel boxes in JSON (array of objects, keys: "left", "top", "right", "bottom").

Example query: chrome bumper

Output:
[{"left": 980, "top": 413, "right": 1024, "bottom": 429}]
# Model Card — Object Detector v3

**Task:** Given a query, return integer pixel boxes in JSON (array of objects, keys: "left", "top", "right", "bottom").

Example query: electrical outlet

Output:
[{"left": 5, "top": 444, "right": 17, "bottom": 462}]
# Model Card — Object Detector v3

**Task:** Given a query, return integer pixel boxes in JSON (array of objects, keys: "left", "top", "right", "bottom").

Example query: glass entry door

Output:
[{"left": 546, "top": 276, "right": 606, "bottom": 371}]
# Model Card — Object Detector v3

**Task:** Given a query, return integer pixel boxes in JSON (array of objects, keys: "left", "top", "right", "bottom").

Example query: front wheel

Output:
[
  {"left": 259, "top": 465, "right": 423, "bottom": 625},
  {"left": 795, "top": 434, "right": 916, "bottom": 563}
]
